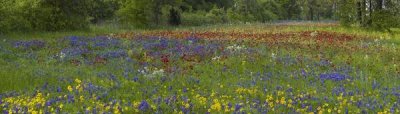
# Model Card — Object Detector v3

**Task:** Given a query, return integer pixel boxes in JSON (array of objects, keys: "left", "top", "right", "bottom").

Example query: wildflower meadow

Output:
[{"left": 1, "top": 24, "right": 400, "bottom": 114}]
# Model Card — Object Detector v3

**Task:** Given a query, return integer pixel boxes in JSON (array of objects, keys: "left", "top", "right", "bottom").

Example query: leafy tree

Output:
[
  {"left": 88, "top": 0, "right": 119, "bottom": 24},
  {"left": 117, "top": 0, "right": 152, "bottom": 27},
  {"left": 0, "top": 0, "right": 93, "bottom": 32}
]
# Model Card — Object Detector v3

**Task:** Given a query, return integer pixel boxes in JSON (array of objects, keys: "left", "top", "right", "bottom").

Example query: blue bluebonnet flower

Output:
[
  {"left": 14, "top": 40, "right": 46, "bottom": 50},
  {"left": 235, "top": 103, "right": 241, "bottom": 112},
  {"left": 138, "top": 100, "right": 150, "bottom": 111},
  {"left": 66, "top": 36, "right": 88, "bottom": 47},
  {"left": 92, "top": 36, "right": 121, "bottom": 48},
  {"left": 187, "top": 36, "right": 200, "bottom": 44},
  {"left": 320, "top": 73, "right": 346, "bottom": 81},
  {"left": 61, "top": 47, "right": 90, "bottom": 59},
  {"left": 99, "top": 50, "right": 127, "bottom": 59}
]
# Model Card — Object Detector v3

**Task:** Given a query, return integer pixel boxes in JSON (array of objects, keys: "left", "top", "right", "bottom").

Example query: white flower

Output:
[
  {"left": 271, "top": 53, "right": 276, "bottom": 59},
  {"left": 142, "top": 68, "right": 165, "bottom": 78},
  {"left": 138, "top": 67, "right": 149, "bottom": 74},
  {"left": 2, "top": 39, "right": 6, "bottom": 42},
  {"left": 226, "top": 44, "right": 246, "bottom": 52},
  {"left": 212, "top": 56, "right": 221, "bottom": 61},
  {"left": 310, "top": 31, "right": 318, "bottom": 37},
  {"left": 364, "top": 55, "right": 369, "bottom": 60},
  {"left": 59, "top": 52, "right": 66, "bottom": 59}
]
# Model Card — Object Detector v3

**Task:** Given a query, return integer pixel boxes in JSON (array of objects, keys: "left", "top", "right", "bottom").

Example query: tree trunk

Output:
[
  {"left": 376, "top": 0, "right": 383, "bottom": 10},
  {"left": 357, "top": 1, "right": 362, "bottom": 24},
  {"left": 362, "top": 0, "right": 367, "bottom": 26},
  {"left": 153, "top": 1, "right": 162, "bottom": 25},
  {"left": 309, "top": 0, "right": 314, "bottom": 20},
  {"left": 367, "top": 0, "right": 373, "bottom": 26}
]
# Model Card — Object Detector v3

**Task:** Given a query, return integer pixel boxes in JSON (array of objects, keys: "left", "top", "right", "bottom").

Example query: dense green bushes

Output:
[
  {"left": 1, "top": 0, "right": 399, "bottom": 33},
  {"left": 116, "top": 0, "right": 152, "bottom": 27},
  {"left": 338, "top": 0, "right": 400, "bottom": 31},
  {"left": 0, "top": 0, "right": 115, "bottom": 33}
]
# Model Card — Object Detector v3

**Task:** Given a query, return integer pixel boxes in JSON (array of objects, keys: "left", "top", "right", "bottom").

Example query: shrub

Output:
[
  {"left": 116, "top": 0, "right": 152, "bottom": 28},
  {"left": 0, "top": 0, "right": 92, "bottom": 32},
  {"left": 181, "top": 11, "right": 212, "bottom": 26},
  {"left": 205, "top": 6, "right": 228, "bottom": 24},
  {"left": 371, "top": 10, "right": 400, "bottom": 32}
]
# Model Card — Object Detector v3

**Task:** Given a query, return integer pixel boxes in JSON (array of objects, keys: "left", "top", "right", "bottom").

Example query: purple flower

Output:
[
  {"left": 183, "top": 88, "right": 187, "bottom": 93},
  {"left": 61, "top": 47, "right": 90, "bottom": 58},
  {"left": 67, "top": 95, "right": 74, "bottom": 103},
  {"left": 320, "top": 73, "right": 346, "bottom": 81},
  {"left": 3, "top": 110, "right": 9, "bottom": 114},
  {"left": 92, "top": 36, "right": 121, "bottom": 48},
  {"left": 187, "top": 36, "right": 200, "bottom": 44},
  {"left": 138, "top": 100, "right": 150, "bottom": 111},
  {"left": 14, "top": 40, "right": 46, "bottom": 50},
  {"left": 66, "top": 36, "right": 88, "bottom": 47},
  {"left": 99, "top": 50, "right": 127, "bottom": 59},
  {"left": 235, "top": 103, "right": 242, "bottom": 112}
]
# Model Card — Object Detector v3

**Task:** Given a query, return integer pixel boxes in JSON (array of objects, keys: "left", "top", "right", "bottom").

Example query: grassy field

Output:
[{"left": 0, "top": 23, "right": 400, "bottom": 113}]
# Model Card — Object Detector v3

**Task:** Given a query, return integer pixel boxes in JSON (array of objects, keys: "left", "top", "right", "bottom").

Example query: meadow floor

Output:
[{"left": 0, "top": 23, "right": 400, "bottom": 113}]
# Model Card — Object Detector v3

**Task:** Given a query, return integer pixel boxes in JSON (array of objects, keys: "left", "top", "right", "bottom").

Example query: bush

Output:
[
  {"left": 205, "top": 6, "right": 228, "bottom": 24},
  {"left": 0, "top": 0, "right": 92, "bottom": 33},
  {"left": 181, "top": 6, "right": 228, "bottom": 26},
  {"left": 88, "top": 0, "right": 119, "bottom": 24},
  {"left": 371, "top": 10, "right": 400, "bottom": 31},
  {"left": 0, "top": 0, "right": 36, "bottom": 33},
  {"left": 227, "top": 8, "right": 256, "bottom": 23},
  {"left": 116, "top": 0, "right": 153, "bottom": 28},
  {"left": 181, "top": 11, "right": 211, "bottom": 26}
]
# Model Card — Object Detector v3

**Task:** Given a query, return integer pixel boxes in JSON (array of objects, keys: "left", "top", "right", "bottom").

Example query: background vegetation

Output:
[{"left": 0, "top": 0, "right": 400, "bottom": 33}]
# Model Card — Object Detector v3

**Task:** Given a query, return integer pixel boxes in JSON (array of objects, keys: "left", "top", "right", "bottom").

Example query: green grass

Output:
[{"left": 0, "top": 23, "right": 399, "bottom": 113}]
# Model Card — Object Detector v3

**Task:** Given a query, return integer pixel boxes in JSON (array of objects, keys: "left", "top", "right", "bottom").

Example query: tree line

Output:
[{"left": 0, "top": 0, "right": 399, "bottom": 33}]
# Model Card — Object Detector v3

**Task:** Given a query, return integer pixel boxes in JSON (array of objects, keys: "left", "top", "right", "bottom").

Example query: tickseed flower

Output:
[
  {"left": 280, "top": 97, "right": 286, "bottom": 105},
  {"left": 67, "top": 85, "right": 73, "bottom": 92},
  {"left": 59, "top": 104, "right": 64, "bottom": 109},
  {"left": 80, "top": 96, "right": 84, "bottom": 102},
  {"left": 75, "top": 78, "right": 82, "bottom": 84},
  {"left": 211, "top": 99, "right": 222, "bottom": 111}
]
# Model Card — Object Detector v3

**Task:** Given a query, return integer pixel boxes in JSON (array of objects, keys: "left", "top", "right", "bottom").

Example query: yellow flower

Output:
[
  {"left": 80, "top": 96, "right": 84, "bottom": 102},
  {"left": 86, "top": 107, "right": 92, "bottom": 111},
  {"left": 210, "top": 99, "right": 222, "bottom": 111},
  {"left": 67, "top": 85, "right": 73, "bottom": 92},
  {"left": 280, "top": 97, "right": 286, "bottom": 104},
  {"left": 328, "top": 109, "right": 332, "bottom": 113},
  {"left": 31, "top": 111, "right": 38, "bottom": 114},
  {"left": 76, "top": 85, "right": 83, "bottom": 92},
  {"left": 75, "top": 78, "right": 82, "bottom": 84},
  {"left": 59, "top": 104, "right": 64, "bottom": 109},
  {"left": 114, "top": 108, "right": 121, "bottom": 114}
]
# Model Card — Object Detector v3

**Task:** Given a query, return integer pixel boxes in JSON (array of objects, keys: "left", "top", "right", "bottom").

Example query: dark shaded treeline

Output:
[{"left": 0, "top": 0, "right": 399, "bottom": 33}]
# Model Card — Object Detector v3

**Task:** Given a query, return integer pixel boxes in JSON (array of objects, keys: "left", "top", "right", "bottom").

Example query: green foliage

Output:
[
  {"left": 205, "top": 6, "right": 228, "bottom": 24},
  {"left": 117, "top": 0, "right": 152, "bottom": 27},
  {"left": 181, "top": 6, "right": 227, "bottom": 26},
  {"left": 0, "top": 0, "right": 38, "bottom": 33},
  {"left": 181, "top": 11, "right": 211, "bottom": 26},
  {"left": 338, "top": 0, "right": 357, "bottom": 27},
  {"left": 1, "top": 0, "right": 399, "bottom": 32},
  {"left": 0, "top": 0, "right": 92, "bottom": 33},
  {"left": 88, "top": 0, "right": 119, "bottom": 23},
  {"left": 371, "top": 10, "right": 400, "bottom": 31}
]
